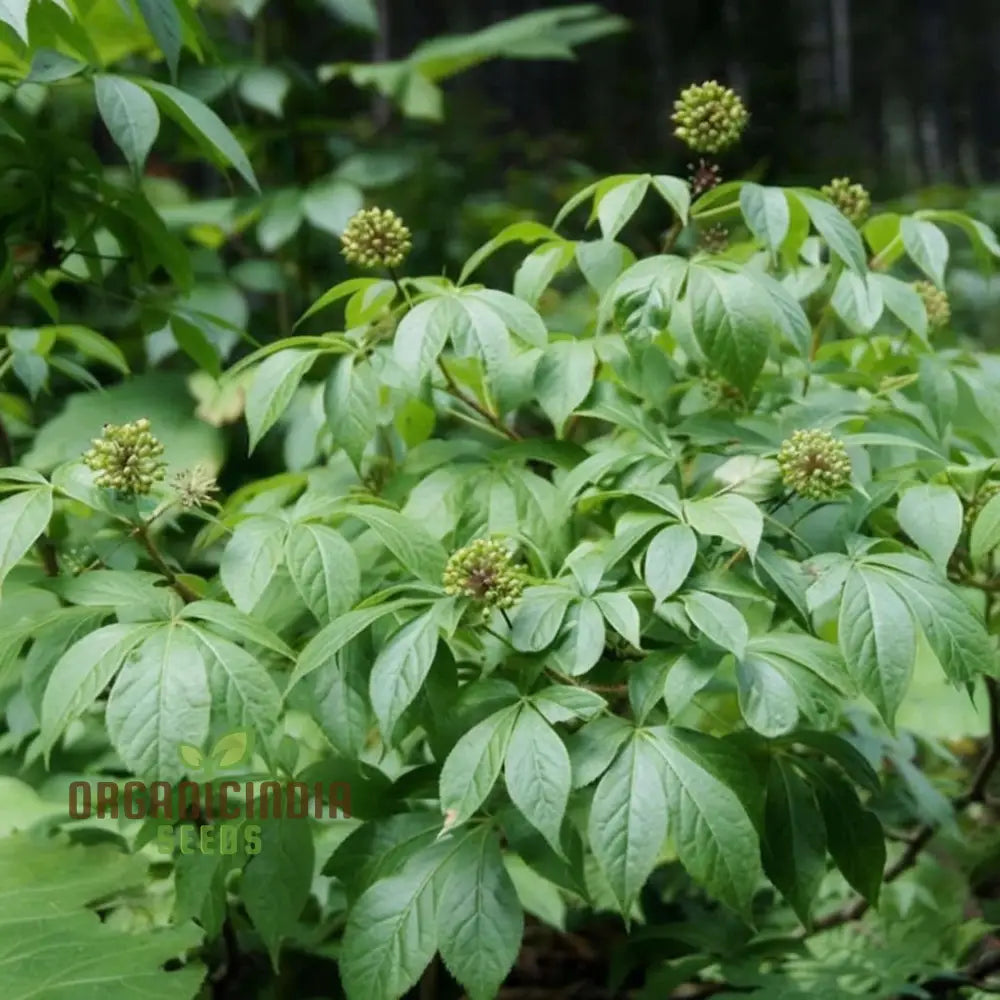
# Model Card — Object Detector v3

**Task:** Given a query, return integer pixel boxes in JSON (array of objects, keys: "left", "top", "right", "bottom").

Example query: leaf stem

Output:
[
  {"left": 437, "top": 358, "right": 521, "bottom": 441},
  {"left": 386, "top": 266, "right": 413, "bottom": 308},
  {"left": 134, "top": 519, "right": 198, "bottom": 603},
  {"left": 802, "top": 306, "right": 833, "bottom": 396},
  {"left": 690, "top": 202, "right": 739, "bottom": 223},
  {"left": 662, "top": 219, "right": 683, "bottom": 253},
  {"left": 482, "top": 623, "right": 516, "bottom": 650},
  {"left": 546, "top": 667, "right": 627, "bottom": 695},
  {"left": 869, "top": 233, "right": 903, "bottom": 272}
]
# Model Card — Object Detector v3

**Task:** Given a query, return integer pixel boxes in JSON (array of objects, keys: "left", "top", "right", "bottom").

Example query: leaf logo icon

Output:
[
  {"left": 210, "top": 730, "right": 251, "bottom": 769},
  {"left": 178, "top": 744, "right": 204, "bottom": 770}
]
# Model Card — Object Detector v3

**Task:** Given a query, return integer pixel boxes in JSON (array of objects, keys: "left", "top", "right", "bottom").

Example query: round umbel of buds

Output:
[
  {"left": 777, "top": 429, "right": 852, "bottom": 500},
  {"left": 340, "top": 207, "right": 412, "bottom": 270},
  {"left": 672, "top": 81, "right": 749, "bottom": 154},
  {"left": 702, "top": 373, "right": 745, "bottom": 412},
  {"left": 700, "top": 224, "right": 729, "bottom": 254},
  {"left": 820, "top": 177, "right": 871, "bottom": 225},
  {"left": 82, "top": 418, "right": 166, "bottom": 496},
  {"left": 689, "top": 159, "right": 722, "bottom": 197},
  {"left": 965, "top": 481, "right": 1000, "bottom": 531},
  {"left": 172, "top": 464, "right": 220, "bottom": 508},
  {"left": 912, "top": 280, "right": 951, "bottom": 332},
  {"left": 442, "top": 538, "right": 525, "bottom": 609}
]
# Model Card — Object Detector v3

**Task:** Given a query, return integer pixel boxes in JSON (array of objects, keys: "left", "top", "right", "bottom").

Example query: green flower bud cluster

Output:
[
  {"left": 913, "top": 280, "right": 950, "bottom": 331},
  {"left": 777, "top": 429, "right": 852, "bottom": 500},
  {"left": 702, "top": 373, "right": 745, "bottom": 412},
  {"left": 700, "top": 224, "right": 729, "bottom": 254},
  {"left": 672, "top": 80, "right": 749, "bottom": 154},
  {"left": 820, "top": 177, "right": 871, "bottom": 225},
  {"left": 443, "top": 538, "right": 524, "bottom": 609},
  {"left": 82, "top": 418, "right": 166, "bottom": 496},
  {"left": 689, "top": 159, "right": 722, "bottom": 197},
  {"left": 62, "top": 544, "right": 94, "bottom": 574},
  {"left": 965, "top": 481, "right": 1000, "bottom": 530},
  {"left": 340, "top": 207, "right": 411, "bottom": 270},
  {"left": 172, "top": 464, "right": 219, "bottom": 508}
]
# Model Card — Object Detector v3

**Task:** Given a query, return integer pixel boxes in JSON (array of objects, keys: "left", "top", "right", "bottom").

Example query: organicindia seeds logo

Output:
[{"left": 66, "top": 729, "right": 352, "bottom": 855}]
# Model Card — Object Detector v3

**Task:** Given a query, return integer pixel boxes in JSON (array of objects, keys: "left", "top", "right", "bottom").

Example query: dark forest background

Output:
[
  {"left": 200, "top": 0, "right": 1000, "bottom": 342},
  {"left": 368, "top": 0, "right": 1000, "bottom": 194}
]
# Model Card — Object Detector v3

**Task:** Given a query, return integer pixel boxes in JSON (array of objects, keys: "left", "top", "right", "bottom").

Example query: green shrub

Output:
[{"left": 1, "top": 3, "right": 1000, "bottom": 996}]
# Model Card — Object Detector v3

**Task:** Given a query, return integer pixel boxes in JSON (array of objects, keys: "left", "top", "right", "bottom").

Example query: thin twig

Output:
[
  {"left": 802, "top": 308, "right": 832, "bottom": 396},
  {"left": 949, "top": 575, "right": 1000, "bottom": 593},
  {"left": 957, "top": 676, "right": 1000, "bottom": 808},
  {"left": 812, "top": 675, "right": 1000, "bottom": 933},
  {"left": 662, "top": 219, "right": 683, "bottom": 253},
  {"left": 437, "top": 358, "right": 521, "bottom": 441},
  {"left": 134, "top": 521, "right": 198, "bottom": 603},
  {"left": 482, "top": 623, "right": 516, "bottom": 650},
  {"left": 722, "top": 548, "right": 746, "bottom": 571},
  {"left": 547, "top": 667, "right": 627, "bottom": 695},
  {"left": 386, "top": 266, "right": 413, "bottom": 308}
]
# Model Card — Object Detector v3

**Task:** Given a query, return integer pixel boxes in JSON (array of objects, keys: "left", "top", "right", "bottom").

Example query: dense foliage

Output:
[{"left": 1, "top": 3, "right": 1000, "bottom": 1000}]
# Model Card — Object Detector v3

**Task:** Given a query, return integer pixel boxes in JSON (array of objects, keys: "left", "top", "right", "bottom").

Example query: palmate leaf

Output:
[
  {"left": 0, "top": 483, "right": 53, "bottom": 590},
  {"left": 793, "top": 190, "right": 867, "bottom": 272},
  {"left": 735, "top": 654, "right": 800, "bottom": 737},
  {"left": 341, "top": 503, "right": 449, "bottom": 583},
  {"left": 646, "top": 727, "right": 762, "bottom": 917},
  {"left": 896, "top": 483, "right": 963, "bottom": 568},
  {"left": 40, "top": 622, "right": 159, "bottom": 758},
  {"left": 105, "top": 624, "right": 212, "bottom": 783},
  {"left": 503, "top": 706, "right": 572, "bottom": 855},
  {"left": 187, "top": 626, "right": 282, "bottom": 743},
  {"left": 739, "top": 183, "right": 791, "bottom": 253},
  {"left": 644, "top": 523, "right": 698, "bottom": 603},
  {"left": 437, "top": 827, "right": 524, "bottom": 1000},
  {"left": 339, "top": 828, "right": 525, "bottom": 1000},
  {"left": 587, "top": 732, "right": 668, "bottom": 916},
  {"left": 284, "top": 521, "right": 361, "bottom": 622},
  {"left": 308, "top": 635, "right": 373, "bottom": 758},
  {"left": 761, "top": 757, "right": 826, "bottom": 924},
  {"left": 325, "top": 355, "right": 378, "bottom": 470},
  {"left": 544, "top": 597, "right": 606, "bottom": 677},
  {"left": 241, "top": 814, "right": 315, "bottom": 968},
  {"left": 244, "top": 349, "right": 320, "bottom": 452},
  {"left": 288, "top": 597, "right": 428, "bottom": 689},
  {"left": 369, "top": 605, "right": 443, "bottom": 739},
  {"left": 94, "top": 75, "right": 161, "bottom": 175},
  {"left": 439, "top": 705, "right": 520, "bottom": 828},
  {"left": 142, "top": 81, "right": 259, "bottom": 191},
  {"left": 739, "top": 632, "right": 854, "bottom": 735},
  {"left": 861, "top": 553, "right": 995, "bottom": 686},
  {"left": 798, "top": 758, "right": 885, "bottom": 905},
  {"left": 0, "top": 834, "right": 205, "bottom": 1000},
  {"left": 682, "top": 262, "right": 781, "bottom": 395},
  {"left": 837, "top": 566, "right": 915, "bottom": 726},
  {"left": 219, "top": 514, "right": 287, "bottom": 613},
  {"left": 338, "top": 841, "right": 450, "bottom": 1000}
]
